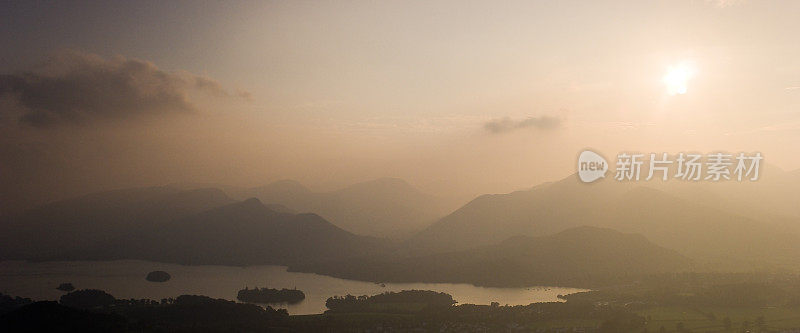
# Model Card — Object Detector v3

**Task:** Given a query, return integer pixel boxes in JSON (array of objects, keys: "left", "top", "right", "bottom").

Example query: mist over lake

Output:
[{"left": 0, "top": 260, "right": 586, "bottom": 315}]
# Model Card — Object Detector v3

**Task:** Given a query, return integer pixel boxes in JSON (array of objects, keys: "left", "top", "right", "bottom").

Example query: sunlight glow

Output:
[{"left": 663, "top": 61, "right": 696, "bottom": 96}]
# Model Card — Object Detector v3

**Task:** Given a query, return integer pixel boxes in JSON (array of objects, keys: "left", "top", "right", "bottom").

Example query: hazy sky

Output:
[{"left": 1, "top": 0, "right": 799, "bottom": 212}]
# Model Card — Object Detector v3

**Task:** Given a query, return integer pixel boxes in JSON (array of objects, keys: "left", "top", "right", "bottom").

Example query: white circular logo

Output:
[{"left": 577, "top": 150, "right": 608, "bottom": 183}]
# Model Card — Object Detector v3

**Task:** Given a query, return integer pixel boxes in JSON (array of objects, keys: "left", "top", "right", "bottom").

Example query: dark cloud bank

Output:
[
  {"left": 484, "top": 115, "right": 562, "bottom": 134},
  {"left": 0, "top": 50, "right": 236, "bottom": 128},
  {"left": 0, "top": 50, "right": 247, "bottom": 213}
]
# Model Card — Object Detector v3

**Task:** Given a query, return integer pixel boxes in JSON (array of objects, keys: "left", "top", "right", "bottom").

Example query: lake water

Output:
[{"left": 0, "top": 260, "right": 587, "bottom": 315}]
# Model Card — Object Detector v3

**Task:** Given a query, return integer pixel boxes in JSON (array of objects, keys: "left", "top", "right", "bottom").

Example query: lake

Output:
[{"left": 0, "top": 260, "right": 587, "bottom": 314}]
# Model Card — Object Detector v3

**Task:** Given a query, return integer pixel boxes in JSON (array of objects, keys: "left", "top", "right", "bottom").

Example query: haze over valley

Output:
[{"left": 3, "top": 1, "right": 800, "bottom": 331}]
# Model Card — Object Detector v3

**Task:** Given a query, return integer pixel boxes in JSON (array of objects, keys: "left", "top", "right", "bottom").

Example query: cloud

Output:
[
  {"left": 484, "top": 115, "right": 562, "bottom": 134},
  {"left": 0, "top": 50, "right": 237, "bottom": 128}
]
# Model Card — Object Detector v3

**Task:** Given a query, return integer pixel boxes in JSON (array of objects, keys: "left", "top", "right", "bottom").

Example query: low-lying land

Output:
[{"left": 5, "top": 272, "right": 800, "bottom": 332}]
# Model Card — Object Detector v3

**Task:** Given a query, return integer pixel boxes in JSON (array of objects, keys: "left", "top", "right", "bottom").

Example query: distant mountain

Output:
[
  {"left": 236, "top": 178, "right": 446, "bottom": 237},
  {"left": 407, "top": 174, "right": 800, "bottom": 267},
  {"left": 0, "top": 187, "right": 384, "bottom": 265},
  {"left": 115, "top": 198, "right": 385, "bottom": 265},
  {"left": 0, "top": 187, "right": 235, "bottom": 260},
  {"left": 406, "top": 176, "right": 630, "bottom": 254},
  {"left": 292, "top": 226, "right": 692, "bottom": 287},
  {"left": 648, "top": 163, "right": 800, "bottom": 225}
]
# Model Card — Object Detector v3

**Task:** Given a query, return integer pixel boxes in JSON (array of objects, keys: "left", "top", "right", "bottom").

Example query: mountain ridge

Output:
[
  {"left": 406, "top": 173, "right": 800, "bottom": 268},
  {"left": 291, "top": 225, "right": 692, "bottom": 288},
  {"left": 236, "top": 177, "right": 447, "bottom": 237}
]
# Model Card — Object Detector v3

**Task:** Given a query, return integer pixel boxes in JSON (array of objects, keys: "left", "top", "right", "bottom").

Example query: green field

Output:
[
  {"left": 285, "top": 306, "right": 800, "bottom": 331},
  {"left": 637, "top": 306, "right": 800, "bottom": 332}
]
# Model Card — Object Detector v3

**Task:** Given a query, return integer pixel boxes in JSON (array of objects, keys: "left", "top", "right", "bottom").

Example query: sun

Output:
[{"left": 663, "top": 61, "right": 696, "bottom": 96}]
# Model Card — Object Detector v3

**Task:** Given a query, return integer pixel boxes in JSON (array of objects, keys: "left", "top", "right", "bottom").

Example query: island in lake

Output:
[
  {"left": 237, "top": 287, "right": 305, "bottom": 304},
  {"left": 145, "top": 271, "right": 171, "bottom": 282}
]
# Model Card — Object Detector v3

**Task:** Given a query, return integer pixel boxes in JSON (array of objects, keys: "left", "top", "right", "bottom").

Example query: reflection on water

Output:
[{"left": 0, "top": 260, "right": 587, "bottom": 315}]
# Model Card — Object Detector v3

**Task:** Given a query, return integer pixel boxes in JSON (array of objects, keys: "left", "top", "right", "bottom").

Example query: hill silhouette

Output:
[
  {"left": 293, "top": 226, "right": 692, "bottom": 287},
  {"left": 0, "top": 187, "right": 235, "bottom": 260},
  {"left": 407, "top": 174, "right": 800, "bottom": 268},
  {"left": 108, "top": 198, "right": 386, "bottom": 265},
  {"left": 238, "top": 177, "right": 447, "bottom": 237},
  {"left": 0, "top": 189, "right": 385, "bottom": 266}
]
